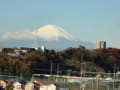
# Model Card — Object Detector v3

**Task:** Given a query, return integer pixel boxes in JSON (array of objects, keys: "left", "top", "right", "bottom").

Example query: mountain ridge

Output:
[
  {"left": 32, "top": 24, "right": 76, "bottom": 41},
  {"left": 0, "top": 24, "right": 95, "bottom": 49}
]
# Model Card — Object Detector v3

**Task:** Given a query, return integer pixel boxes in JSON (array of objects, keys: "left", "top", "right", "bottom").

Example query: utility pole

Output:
[
  {"left": 80, "top": 56, "right": 83, "bottom": 77},
  {"left": 96, "top": 74, "right": 101, "bottom": 90},
  {"left": 57, "top": 63, "right": 59, "bottom": 76},
  {"left": 80, "top": 55, "right": 86, "bottom": 90},
  {"left": 116, "top": 67, "right": 119, "bottom": 79},
  {"left": 113, "top": 66, "right": 116, "bottom": 90},
  {"left": 50, "top": 60, "right": 53, "bottom": 75}
]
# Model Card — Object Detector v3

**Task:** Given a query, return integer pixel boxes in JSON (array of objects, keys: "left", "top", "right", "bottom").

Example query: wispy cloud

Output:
[
  {"left": 0, "top": 25, "right": 94, "bottom": 48},
  {"left": 0, "top": 31, "right": 33, "bottom": 41},
  {"left": 0, "top": 24, "right": 77, "bottom": 41}
]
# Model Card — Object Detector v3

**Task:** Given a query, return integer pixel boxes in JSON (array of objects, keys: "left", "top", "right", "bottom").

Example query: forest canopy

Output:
[{"left": 0, "top": 47, "right": 120, "bottom": 77}]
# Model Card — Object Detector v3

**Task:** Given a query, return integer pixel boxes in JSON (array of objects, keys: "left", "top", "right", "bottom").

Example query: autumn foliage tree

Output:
[{"left": 0, "top": 47, "right": 120, "bottom": 76}]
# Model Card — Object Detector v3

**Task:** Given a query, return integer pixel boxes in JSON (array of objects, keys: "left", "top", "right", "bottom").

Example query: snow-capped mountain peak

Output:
[
  {"left": 32, "top": 24, "right": 76, "bottom": 41},
  {"left": 0, "top": 24, "right": 95, "bottom": 49}
]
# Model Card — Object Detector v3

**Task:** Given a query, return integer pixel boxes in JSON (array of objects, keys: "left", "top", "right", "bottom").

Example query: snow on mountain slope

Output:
[
  {"left": 32, "top": 24, "right": 76, "bottom": 41},
  {"left": 0, "top": 24, "right": 95, "bottom": 49}
]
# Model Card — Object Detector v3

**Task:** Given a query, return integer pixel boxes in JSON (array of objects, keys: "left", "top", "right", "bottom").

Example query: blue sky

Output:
[{"left": 0, "top": 0, "right": 120, "bottom": 48}]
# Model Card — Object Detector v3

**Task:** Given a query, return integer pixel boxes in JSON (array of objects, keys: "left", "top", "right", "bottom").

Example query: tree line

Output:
[{"left": 0, "top": 46, "right": 120, "bottom": 77}]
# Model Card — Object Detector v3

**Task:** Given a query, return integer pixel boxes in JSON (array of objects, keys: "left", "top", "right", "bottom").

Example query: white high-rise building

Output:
[{"left": 96, "top": 41, "right": 106, "bottom": 49}]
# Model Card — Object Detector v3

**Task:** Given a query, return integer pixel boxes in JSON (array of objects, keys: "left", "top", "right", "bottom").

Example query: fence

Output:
[
  {"left": 0, "top": 72, "right": 120, "bottom": 90},
  {"left": 31, "top": 73, "right": 120, "bottom": 90}
]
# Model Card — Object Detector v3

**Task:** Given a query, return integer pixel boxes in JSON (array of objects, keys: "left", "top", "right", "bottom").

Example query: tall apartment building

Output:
[{"left": 96, "top": 41, "right": 106, "bottom": 49}]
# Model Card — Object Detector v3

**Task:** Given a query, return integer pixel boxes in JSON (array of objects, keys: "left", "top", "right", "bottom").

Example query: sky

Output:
[{"left": 0, "top": 0, "right": 120, "bottom": 48}]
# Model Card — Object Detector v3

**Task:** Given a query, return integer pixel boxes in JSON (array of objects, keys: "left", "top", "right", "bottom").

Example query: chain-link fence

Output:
[
  {"left": 31, "top": 73, "right": 120, "bottom": 90},
  {"left": 0, "top": 72, "right": 120, "bottom": 90}
]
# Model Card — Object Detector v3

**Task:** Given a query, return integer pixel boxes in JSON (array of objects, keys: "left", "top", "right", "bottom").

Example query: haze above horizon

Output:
[{"left": 0, "top": 0, "right": 120, "bottom": 48}]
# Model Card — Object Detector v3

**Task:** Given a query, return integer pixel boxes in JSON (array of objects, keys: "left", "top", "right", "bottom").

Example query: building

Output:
[
  {"left": 35, "top": 46, "right": 46, "bottom": 52},
  {"left": 96, "top": 41, "right": 106, "bottom": 49},
  {"left": 13, "top": 82, "right": 22, "bottom": 90},
  {"left": 0, "top": 48, "right": 3, "bottom": 52},
  {"left": 40, "top": 84, "right": 56, "bottom": 90},
  {"left": 0, "top": 80, "right": 6, "bottom": 89},
  {"left": 25, "top": 82, "right": 34, "bottom": 90}
]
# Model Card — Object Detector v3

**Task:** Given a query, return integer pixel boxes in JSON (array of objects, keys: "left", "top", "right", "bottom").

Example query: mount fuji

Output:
[{"left": 0, "top": 24, "right": 95, "bottom": 49}]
